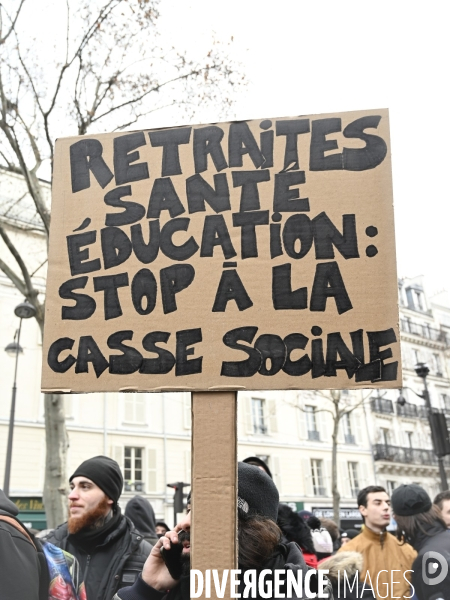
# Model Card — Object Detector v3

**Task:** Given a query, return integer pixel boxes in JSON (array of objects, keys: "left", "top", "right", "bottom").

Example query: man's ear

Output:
[
  {"left": 359, "top": 504, "right": 368, "bottom": 518},
  {"left": 106, "top": 496, "right": 114, "bottom": 507}
]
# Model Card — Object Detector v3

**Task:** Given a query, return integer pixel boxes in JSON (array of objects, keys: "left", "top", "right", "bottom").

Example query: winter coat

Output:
[
  {"left": 125, "top": 495, "right": 159, "bottom": 545},
  {"left": 277, "top": 503, "right": 316, "bottom": 555},
  {"left": 320, "top": 551, "right": 376, "bottom": 599},
  {"left": 338, "top": 525, "right": 416, "bottom": 600},
  {"left": 0, "top": 488, "right": 49, "bottom": 600},
  {"left": 114, "top": 542, "right": 333, "bottom": 600},
  {"left": 45, "top": 513, "right": 151, "bottom": 600},
  {"left": 409, "top": 522, "right": 450, "bottom": 600}
]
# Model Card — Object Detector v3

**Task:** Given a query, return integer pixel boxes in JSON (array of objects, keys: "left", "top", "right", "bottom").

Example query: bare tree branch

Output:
[
  {"left": 30, "top": 257, "right": 47, "bottom": 277},
  {"left": 0, "top": 222, "right": 35, "bottom": 296},
  {"left": 0, "top": 0, "right": 26, "bottom": 45},
  {"left": 89, "top": 66, "right": 220, "bottom": 125},
  {"left": 0, "top": 255, "right": 27, "bottom": 295}
]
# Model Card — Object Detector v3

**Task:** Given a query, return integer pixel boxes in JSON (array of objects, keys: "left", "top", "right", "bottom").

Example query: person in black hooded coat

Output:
[
  {"left": 0, "top": 488, "right": 49, "bottom": 600},
  {"left": 125, "top": 496, "right": 158, "bottom": 546},
  {"left": 277, "top": 503, "right": 318, "bottom": 568},
  {"left": 392, "top": 484, "right": 450, "bottom": 600}
]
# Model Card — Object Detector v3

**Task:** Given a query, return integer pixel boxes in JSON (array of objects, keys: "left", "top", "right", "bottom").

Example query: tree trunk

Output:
[
  {"left": 42, "top": 393, "right": 68, "bottom": 528},
  {"left": 332, "top": 414, "right": 341, "bottom": 529},
  {"left": 37, "top": 317, "right": 69, "bottom": 528}
]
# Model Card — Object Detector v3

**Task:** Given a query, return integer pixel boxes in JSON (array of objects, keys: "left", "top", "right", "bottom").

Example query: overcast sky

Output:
[
  {"left": 20, "top": 0, "right": 450, "bottom": 297},
  {"left": 151, "top": 0, "right": 449, "bottom": 297}
]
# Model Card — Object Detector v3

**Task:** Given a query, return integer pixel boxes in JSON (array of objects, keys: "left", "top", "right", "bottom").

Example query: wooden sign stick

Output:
[{"left": 191, "top": 391, "right": 237, "bottom": 599}]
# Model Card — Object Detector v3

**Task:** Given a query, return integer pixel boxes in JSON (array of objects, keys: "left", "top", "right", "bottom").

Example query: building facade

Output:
[{"left": 1, "top": 168, "right": 449, "bottom": 528}]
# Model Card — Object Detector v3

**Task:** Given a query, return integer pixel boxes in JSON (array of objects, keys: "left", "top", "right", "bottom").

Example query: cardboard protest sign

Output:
[{"left": 42, "top": 108, "right": 401, "bottom": 393}]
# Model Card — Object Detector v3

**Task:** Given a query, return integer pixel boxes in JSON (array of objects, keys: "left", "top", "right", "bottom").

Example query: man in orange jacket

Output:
[{"left": 338, "top": 485, "right": 416, "bottom": 599}]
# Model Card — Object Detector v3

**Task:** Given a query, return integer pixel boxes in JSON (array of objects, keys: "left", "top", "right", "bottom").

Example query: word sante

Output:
[
  {"left": 190, "top": 568, "right": 330, "bottom": 599},
  {"left": 47, "top": 325, "right": 398, "bottom": 383}
]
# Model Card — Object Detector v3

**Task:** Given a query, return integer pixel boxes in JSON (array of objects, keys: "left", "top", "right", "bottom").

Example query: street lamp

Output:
[
  {"left": 414, "top": 362, "right": 449, "bottom": 491},
  {"left": 3, "top": 300, "right": 36, "bottom": 497}
]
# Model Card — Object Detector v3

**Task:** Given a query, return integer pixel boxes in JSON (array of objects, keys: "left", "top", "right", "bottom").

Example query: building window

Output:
[
  {"left": 310, "top": 459, "right": 325, "bottom": 495},
  {"left": 348, "top": 462, "right": 360, "bottom": 497},
  {"left": 124, "top": 447, "right": 144, "bottom": 491},
  {"left": 412, "top": 349, "right": 420, "bottom": 365},
  {"left": 305, "top": 405, "right": 320, "bottom": 440},
  {"left": 252, "top": 398, "right": 267, "bottom": 434},
  {"left": 441, "top": 394, "right": 450, "bottom": 412},
  {"left": 414, "top": 290, "right": 424, "bottom": 311},
  {"left": 432, "top": 354, "right": 442, "bottom": 375},
  {"left": 380, "top": 428, "right": 391, "bottom": 445},
  {"left": 122, "top": 393, "right": 146, "bottom": 424},
  {"left": 406, "top": 431, "right": 414, "bottom": 448},
  {"left": 343, "top": 413, "right": 355, "bottom": 444},
  {"left": 386, "top": 481, "right": 397, "bottom": 495}
]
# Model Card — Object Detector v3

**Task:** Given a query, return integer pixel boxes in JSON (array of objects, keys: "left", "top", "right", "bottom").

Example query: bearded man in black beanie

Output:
[
  {"left": 114, "top": 462, "right": 331, "bottom": 600},
  {"left": 45, "top": 455, "right": 151, "bottom": 600}
]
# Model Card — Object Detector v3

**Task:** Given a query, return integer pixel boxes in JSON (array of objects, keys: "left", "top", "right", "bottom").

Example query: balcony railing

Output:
[
  {"left": 124, "top": 480, "right": 145, "bottom": 492},
  {"left": 345, "top": 433, "right": 356, "bottom": 445},
  {"left": 308, "top": 430, "right": 321, "bottom": 441},
  {"left": 371, "top": 398, "right": 394, "bottom": 414},
  {"left": 397, "top": 402, "right": 428, "bottom": 420},
  {"left": 373, "top": 444, "right": 450, "bottom": 466},
  {"left": 400, "top": 319, "right": 449, "bottom": 345}
]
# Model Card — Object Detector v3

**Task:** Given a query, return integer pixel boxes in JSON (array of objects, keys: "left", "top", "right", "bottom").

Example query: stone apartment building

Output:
[{"left": 1, "top": 167, "right": 449, "bottom": 529}]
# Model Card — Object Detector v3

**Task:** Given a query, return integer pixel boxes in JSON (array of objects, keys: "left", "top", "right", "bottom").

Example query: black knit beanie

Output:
[
  {"left": 391, "top": 484, "right": 432, "bottom": 516},
  {"left": 238, "top": 462, "right": 279, "bottom": 522},
  {"left": 243, "top": 456, "right": 273, "bottom": 479},
  {"left": 70, "top": 456, "right": 123, "bottom": 505}
]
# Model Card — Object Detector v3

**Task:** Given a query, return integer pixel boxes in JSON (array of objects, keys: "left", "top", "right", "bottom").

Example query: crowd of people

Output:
[{"left": 1, "top": 454, "right": 450, "bottom": 600}]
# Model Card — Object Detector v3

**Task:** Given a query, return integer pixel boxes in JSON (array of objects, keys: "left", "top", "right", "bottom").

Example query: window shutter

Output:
[
  {"left": 112, "top": 445, "right": 124, "bottom": 469},
  {"left": 389, "top": 427, "right": 397, "bottom": 445},
  {"left": 147, "top": 448, "right": 157, "bottom": 492},
  {"left": 123, "top": 394, "right": 134, "bottom": 422},
  {"left": 352, "top": 462, "right": 360, "bottom": 497},
  {"left": 302, "top": 459, "right": 313, "bottom": 496},
  {"left": 297, "top": 406, "right": 307, "bottom": 440},
  {"left": 272, "top": 455, "right": 282, "bottom": 493},
  {"left": 353, "top": 412, "right": 364, "bottom": 445},
  {"left": 267, "top": 399, "right": 278, "bottom": 434},
  {"left": 339, "top": 460, "right": 350, "bottom": 498},
  {"left": 243, "top": 397, "right": 253, "bottom": 434},
  {"left": 135, "top": 394, "right": 146, "bottom": 423},
  {"left": 64, "top": 395, "right": 73, "bottom": 419},
  {"left": 359, "top": 461, "right": 370, "bottom": 488},
  {"left": 318, "top": 411, "right": 329, "bottom": 442},
  {"left": 183, "top": 394, "right": 191, "bottom": 429}
]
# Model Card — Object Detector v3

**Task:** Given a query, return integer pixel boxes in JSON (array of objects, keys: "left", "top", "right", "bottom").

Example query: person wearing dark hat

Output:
[
  {"left": 155, "top": 521, "right": 170, "bottom": 538},
  {"left": 44, "top": 455, "right": 151, "bottom": 600},
  {"left": 243, "top": 456, "right": 273, "bottom": 478},
  {"left": 298, "top": 509, "right": 313, "bottom": 521},
  {"left": 337, "top": 485, "right": 416, "bottom": 600},
  {"left": 125, "top": 496, "right": 158, "bottom": 545},
  {"left": 392, "top": 483, "right": 450, "bottom": 600},
  {"left": 114, "top": 462, "right": 331, "bottom": 600},
  {"left": 340, "top": 528, "right": 360, "bottom": 546}
]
